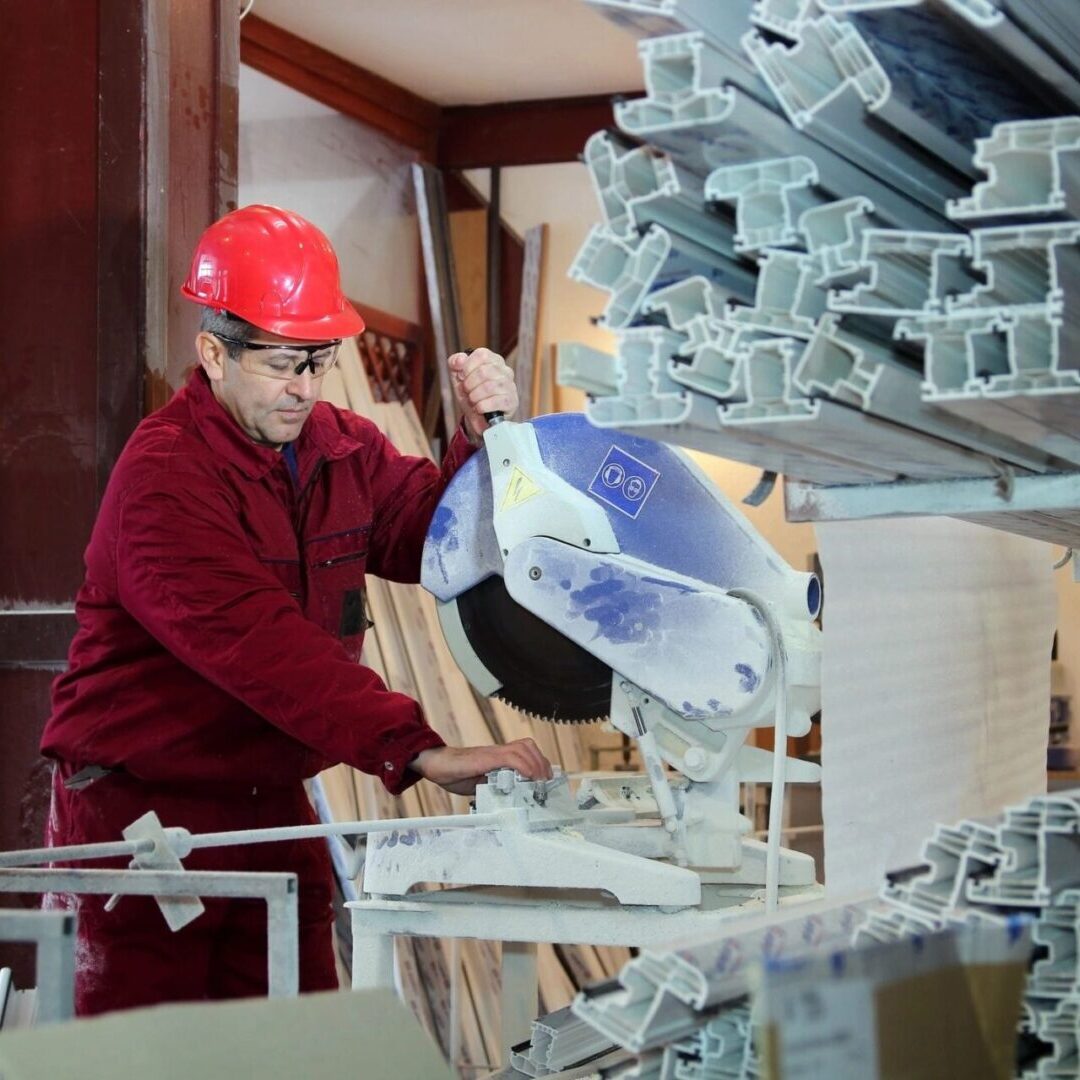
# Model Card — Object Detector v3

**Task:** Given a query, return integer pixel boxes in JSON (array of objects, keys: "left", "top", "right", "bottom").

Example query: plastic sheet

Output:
[{"left": 817, "top": 515, "right": 1055, "bottom": 895}]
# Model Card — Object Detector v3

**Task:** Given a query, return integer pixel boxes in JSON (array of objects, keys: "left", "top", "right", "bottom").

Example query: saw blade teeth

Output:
[
  {"left": 493, "top": 694, "right": 607, "bottom": 725},
  {"left": 452, "top": 575, "right": 613, "bottom": 722}
]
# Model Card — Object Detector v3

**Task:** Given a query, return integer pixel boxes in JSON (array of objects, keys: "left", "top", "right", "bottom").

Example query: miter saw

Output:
[{"left": 362, "top": 413, "right": 823, "bottom": 911}]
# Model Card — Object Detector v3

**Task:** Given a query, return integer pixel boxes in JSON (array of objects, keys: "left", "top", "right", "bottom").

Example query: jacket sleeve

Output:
[
  {"left": 365, "top": 419, "right": 478, "bottom": 583},
  {"left": 114, "top": 474, "right": 444, "bottom": 793}
]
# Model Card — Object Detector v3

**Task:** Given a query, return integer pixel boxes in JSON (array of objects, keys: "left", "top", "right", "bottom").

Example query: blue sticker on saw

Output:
[{"left": 588, "top": 446, "right": 659, "bottom": 520}]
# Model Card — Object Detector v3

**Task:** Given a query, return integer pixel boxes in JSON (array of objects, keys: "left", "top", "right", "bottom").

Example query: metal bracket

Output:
[
  {"left": 0, "top": 910, "right": 76, "bottom": 1026},
  {"left": 122, "top": 811, "right": 205, "bottom": 931},
  {"left": 784, "top": 469, "right": 1080, "bottom": 551},
  {"left": 743, "top": 470, "right": 779, "bottom": 507}
]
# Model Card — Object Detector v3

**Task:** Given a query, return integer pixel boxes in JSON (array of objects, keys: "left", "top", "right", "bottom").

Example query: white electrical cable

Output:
[
  {"left": 239, "top": 0, "right": 255, "bottom": 20},
  {"left": 731, "top": 589, "right": 790, "bottom": 913},
  {"left": 765, "top": 639, "right": 789, "bottom": 914},
  {"left": 449, "top": 938, "right": 463, "bottom": 1071},
  {"left": 0, "top": 968, "right": 11, "bottom": 1031}
]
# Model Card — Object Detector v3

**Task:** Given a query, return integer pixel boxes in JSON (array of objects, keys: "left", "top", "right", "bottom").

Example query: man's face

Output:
[{"left": 197, "top": 328, "right": 332, "bottom": 447}]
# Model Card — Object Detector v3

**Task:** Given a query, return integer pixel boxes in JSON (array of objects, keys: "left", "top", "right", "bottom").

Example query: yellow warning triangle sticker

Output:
[{"left": 501, "top": 466, "right": 543, "bottom": 511}]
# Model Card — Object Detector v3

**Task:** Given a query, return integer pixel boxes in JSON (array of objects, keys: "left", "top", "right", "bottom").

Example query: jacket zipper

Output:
[
  {"left": 294, "top": 457, "right": 326, "bottom": 603},
  {"left": 316, "top": 549, "right": 368, "bottom": 569}
]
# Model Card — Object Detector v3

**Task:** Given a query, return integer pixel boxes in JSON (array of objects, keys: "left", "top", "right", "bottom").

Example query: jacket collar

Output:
[{"left": 184, "top": 368, "right": 363, "bottom": 481}]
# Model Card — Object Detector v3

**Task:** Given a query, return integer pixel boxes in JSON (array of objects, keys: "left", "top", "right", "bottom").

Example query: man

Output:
[{"left": 40, "top": 204, "right": 552, "bottom": 1015}]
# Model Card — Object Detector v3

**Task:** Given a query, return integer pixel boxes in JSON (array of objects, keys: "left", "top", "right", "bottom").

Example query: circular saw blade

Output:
[{"left": 455, "top": 574, "right": 611, "bottom": 723}]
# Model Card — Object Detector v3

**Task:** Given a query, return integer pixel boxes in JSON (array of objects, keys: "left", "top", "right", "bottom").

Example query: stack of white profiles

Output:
[
  {"left": 558, "top": 0, "right": 1080, "bottom": 546},
  {"left": 493, "top": 787, "right": 1079, "bottom": 1077}
]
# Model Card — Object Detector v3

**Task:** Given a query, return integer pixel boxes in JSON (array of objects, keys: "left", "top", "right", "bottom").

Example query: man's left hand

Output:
[
  {"left": 448, "top": 348, "right": 518, "bottom": 441},
  {"left": 410, "top": 739, "right": 553, "bottom": 796}
]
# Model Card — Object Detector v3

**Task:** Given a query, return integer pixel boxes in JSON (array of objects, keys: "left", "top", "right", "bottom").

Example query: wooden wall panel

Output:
[
  {"left": 0, "top": 0, "right": 238, "bottom": 985},
  {"left": 0, "top": 0, "right": 101, "bottom": 983},
  {"left": 2, "top": 1, "right": 101, "bottom": 607},
  {"left": 155, "top": 0, "right": 241, "bottom": 406}
]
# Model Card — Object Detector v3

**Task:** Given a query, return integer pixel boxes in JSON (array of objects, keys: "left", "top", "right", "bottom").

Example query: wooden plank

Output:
[
  {"left": 316, "top": 763, "right": 360, "bottom": 823},
  {"left": 537, "top": 943, "right": 577, "bottom": 1016},
  {"left": 350, "top": 301, "right": 423, "bottom": 348},
  {"left": 487, "top": 168, "right": 503, "bottom": 353},
  {"left": 554, "top": 724, "right": 587, "bottom": 775},
  {"left": 448, "top": 209, "right": 489, "bottom": 352},
  {"left": 415, "top": 164, "right": 465, "bottom": 445},
  {"left": 515, "top": 225, "right": 546, "bottom": 420},
  {"left": 322, "top": 341, "right": 626, "bottom": 1062},
  {"left": 538, "top": 344, "right": 558, "bottom": 418}
]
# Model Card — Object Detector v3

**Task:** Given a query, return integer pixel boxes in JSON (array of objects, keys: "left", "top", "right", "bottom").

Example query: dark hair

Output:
[{"left": 200, "top": 306, "right": 257, "bottom": 358}]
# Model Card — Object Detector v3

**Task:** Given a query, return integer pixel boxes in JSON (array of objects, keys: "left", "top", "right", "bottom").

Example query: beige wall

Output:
[
  {"left": 239, "top": 65, "right": 421, "bottom": 323},
  {"left": 1055, "top": 566, "right": 1080, "bottom": 710},
  {"left": 463, "top": 163, "right": 615, "bottom": 414}
]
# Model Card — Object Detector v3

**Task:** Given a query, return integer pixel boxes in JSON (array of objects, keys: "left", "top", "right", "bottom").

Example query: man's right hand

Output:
[{"left": 410, "top": 739, "right": 554, "bottom": 796}]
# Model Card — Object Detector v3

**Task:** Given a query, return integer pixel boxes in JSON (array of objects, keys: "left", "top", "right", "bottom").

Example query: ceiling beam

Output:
[
  {"left": 239, "top": 15, "right": 441, "bottom": 158},
  {"left": 240, "top": 16, "right": 630, "bottom": 169},
  {"left": 437, "top": 95, "right": 627, "bottom": 170}
]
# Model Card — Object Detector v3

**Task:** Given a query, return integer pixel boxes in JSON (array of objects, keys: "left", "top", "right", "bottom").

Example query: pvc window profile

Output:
[
  {"left": 586, "top": 0, "right": 759, "bottom": 63},
  {"left": 555, "top": 343, "right": 620, "bottom": 399},
  {"left": 829, "top": 230, "right": 976, "bottom": 317},
  {"left": 618, "top": 32, "right": 944, "bottom": 232},
  {"left": 799, "top": 197, "right": 879, "bottom": 285},
  {"left": 667, "top": 322, "right": 764, "bottom": 401},
  {"left": 727, "top": 249, "right": 828, "bottom": 339},
  {"left": 744, "top": 16, "right": 971, "bottom": 212},
  {"left": 750, "top": 0, "right": 818, "bottom": 39},
  {"left": 586, "top": 326, "right": 699, "bottom": 427},
  {"left": 818, "top": 0, "right": 1080, "bottom": 110},
  {"left": 569, "top": 900, "right": 874, "bottom": 1054},
  {"left": 642, "top": 274, "right": 733, "bottom": 330},
  {"left": 720, "top": 338, "right": 817, "bottom": 424},
  {"left": 571, "top": 217, "right": 760, "bottom": 333},
  {"left": 705, "top": 156, "right": 826, "bottom": 254},
  {"left": 793, "top": 314, "right": 1053, "bottom": 473},
  {"left": 949, "top": 117, "right": 1080, "bottom": 222},
  {"left": 582, "top": 131, "right": 744, "bottom": 264},
  {"left": 949, "top": 222, "right": 1080, "bottom": 313}
]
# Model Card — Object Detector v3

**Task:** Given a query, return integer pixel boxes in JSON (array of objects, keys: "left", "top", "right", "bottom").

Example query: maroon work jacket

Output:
[{"left": 41, "top": 369, "right": 476, "bottom": 792}]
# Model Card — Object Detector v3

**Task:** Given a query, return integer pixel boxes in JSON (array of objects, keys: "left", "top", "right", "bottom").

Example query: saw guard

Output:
[{"left": 421, "top": 413, "right": 821, "bottom": 730}]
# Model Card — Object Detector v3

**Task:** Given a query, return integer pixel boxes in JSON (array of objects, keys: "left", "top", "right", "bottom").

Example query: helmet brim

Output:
[
  {"left": 182, "top": 287, "right": 366, "bottom": 341},
  {"left": 247, "top": 304, "right": 366, "bottom": 341}
]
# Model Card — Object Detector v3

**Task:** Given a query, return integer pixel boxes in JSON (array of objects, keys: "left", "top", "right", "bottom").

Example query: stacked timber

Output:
[{"left": 317, "top": 338, "right": 631, "bottom": 1075}]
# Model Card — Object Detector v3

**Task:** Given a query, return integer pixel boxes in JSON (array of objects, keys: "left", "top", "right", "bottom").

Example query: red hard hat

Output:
[{"left": 181, "top": 204, "right": 365, "bottom": 340}]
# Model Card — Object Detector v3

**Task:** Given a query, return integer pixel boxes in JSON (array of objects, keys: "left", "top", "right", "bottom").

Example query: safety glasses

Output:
[{"left": 213, "top": 333, "right": 342, "bottom": 380}]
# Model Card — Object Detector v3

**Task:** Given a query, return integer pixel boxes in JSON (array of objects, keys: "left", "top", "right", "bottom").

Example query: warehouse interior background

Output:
[
  {"left": 5, "top": 0, "right": 1080, "bottom": 1074},
  {"left": 240, "top": 1, "right": 1080, "bottom": 686}
]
